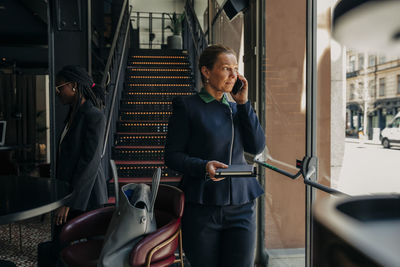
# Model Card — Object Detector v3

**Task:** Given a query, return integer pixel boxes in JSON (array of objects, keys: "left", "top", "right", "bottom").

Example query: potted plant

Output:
[{"left": 165, "top": 12, "right": 184, "bottom": 50}]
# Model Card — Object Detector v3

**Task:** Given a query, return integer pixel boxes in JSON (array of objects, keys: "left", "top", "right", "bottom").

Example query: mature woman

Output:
[
  {"left": 38, "top": 65, "right": 107, "bottom": 267},
  {"left": 165, "top": 44, "right": 265, "bottom": 267}
]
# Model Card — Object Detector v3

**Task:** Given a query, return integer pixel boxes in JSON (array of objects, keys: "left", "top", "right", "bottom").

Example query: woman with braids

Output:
[{"left": 38, "top": 65, "right": 107, "bottom": 267}]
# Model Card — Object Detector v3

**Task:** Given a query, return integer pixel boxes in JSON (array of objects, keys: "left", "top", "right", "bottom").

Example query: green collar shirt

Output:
[{"left": 198, "top": 88, "right": 230, "bottom": 107}]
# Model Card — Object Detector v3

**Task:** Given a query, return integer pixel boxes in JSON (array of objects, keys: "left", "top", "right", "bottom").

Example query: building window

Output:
[
  {"left": 379, "top": 55, "right": 386, "bottom": 64},
  {"left": 397, "top": 75, "right": 400, "bottom": 94},
  {"left": 379, "top": 78, "right": 385, "bottom": 96},
  {"left": 358, "top": 53, "right": 364, "bottom": 69},
  {"left": 350, "top": 84, "right": 355, "bottom": 100},
  {"left": 358, "top": 82, "right": 364, "bottom": 99},
  {"left": 349, "top": 55, "right": 355, "bottom": 72},
  {"left": 369, "top": 80, "right": 376, "bottom": 98},
  {"left": 368, "top": 55, "right": 376, "bottom": 67}
]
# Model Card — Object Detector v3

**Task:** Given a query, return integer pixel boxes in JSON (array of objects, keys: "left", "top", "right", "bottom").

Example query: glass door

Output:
[{"left": 258, "top": 0, "right": 343, "bottom": 266}]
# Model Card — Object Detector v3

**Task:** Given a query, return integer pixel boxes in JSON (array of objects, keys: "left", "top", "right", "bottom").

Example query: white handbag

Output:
[{"left": 98, "top": 168, "right": 161, "bottom": 267}]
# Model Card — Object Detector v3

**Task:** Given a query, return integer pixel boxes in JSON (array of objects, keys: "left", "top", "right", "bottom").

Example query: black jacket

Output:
[
  {"left": 57, "top": 100, "right": 107, "bottom": 211},
  {"left": 165, "top": 94, "right": 265, "bottom": 205}
]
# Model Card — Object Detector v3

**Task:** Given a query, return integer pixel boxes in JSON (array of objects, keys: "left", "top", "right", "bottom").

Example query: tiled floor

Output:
[
  {"left": 1, "top": 215, "right": 305, "bottom": 267},
  {"left": 267, "top": 248, "right": 305, "bottom": 267},
  {"left": 0, "top": 214, "right": 51, "bottom": 267}
]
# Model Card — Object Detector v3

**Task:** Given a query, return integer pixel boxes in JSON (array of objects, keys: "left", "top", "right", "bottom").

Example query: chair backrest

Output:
[
  {"left": 154, "top": 184, "right": 184, "bottom": 224},
  {"left": 60, "top": 206, "right": 115, "bottom": 243},
  {"left": 129, "top": 184, "right": 185, "bottom": 267}
]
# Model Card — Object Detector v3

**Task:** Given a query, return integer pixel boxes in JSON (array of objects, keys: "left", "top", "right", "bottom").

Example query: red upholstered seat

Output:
[
  {"left": 60, "top": 184, "right": 185, "bottom": 267},
  {"left": 61, "top": 240, "right": 103, "bottom": 267}
]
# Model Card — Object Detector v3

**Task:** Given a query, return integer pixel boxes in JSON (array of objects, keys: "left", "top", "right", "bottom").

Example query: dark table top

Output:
[
  {"left": 0, "top": 175, "right": 71, "bottom": 224},
  {"left": 0, "top": 145, "right": 31, "bottom": 151}
]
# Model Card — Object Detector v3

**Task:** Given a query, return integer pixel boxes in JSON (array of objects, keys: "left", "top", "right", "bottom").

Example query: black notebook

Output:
[{"left": 215, "top": 164, "right": 255, "bottom": 177}]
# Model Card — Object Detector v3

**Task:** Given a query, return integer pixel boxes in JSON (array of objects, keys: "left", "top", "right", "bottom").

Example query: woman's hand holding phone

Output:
[
  {"left": 232, "top": 78, "right": 243, "bottom": 95},
  {"left": 231, "top": 74, "right": 248, "bottom": 104}
]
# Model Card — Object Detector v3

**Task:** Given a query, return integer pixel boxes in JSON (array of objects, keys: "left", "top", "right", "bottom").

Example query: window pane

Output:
[
  {"left": 368, "top": 55, "right": 376, "bottom": 66},
  {"left": 397, "top": 75, "right": 400, "bottom": 94},
  {"left": 333, "top": 50, "right": 400, "bottom": 195},
  {"left": 349, "top": 84, "right": 355, "bottom": 100},
  {"left": 379, "top": 78, "right": 385, "bottom": 96},
  {"left": 358, "top": 53, "right": 364, "bottom": 70}
]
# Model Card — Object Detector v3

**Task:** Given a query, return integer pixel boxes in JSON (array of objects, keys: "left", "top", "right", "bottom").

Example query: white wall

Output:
[{"left": 130, "top": 0, "right": 185, "bottom": 13}]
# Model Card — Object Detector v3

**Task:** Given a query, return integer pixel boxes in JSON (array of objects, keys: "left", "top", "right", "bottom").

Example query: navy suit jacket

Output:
[
  {"left": 57, "top": 100, "right": 108, "bottom": 211},
  {"left": 165, "top": 93, "right": 265, "bottom": 205}
]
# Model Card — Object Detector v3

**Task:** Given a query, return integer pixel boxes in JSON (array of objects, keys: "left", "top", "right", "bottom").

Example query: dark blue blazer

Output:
[
  {"left": 57, "top": 100, "right": 108, "bottom": 211},
  {"left": 165, "top": 94, "right": 265, "bottom": 205}
]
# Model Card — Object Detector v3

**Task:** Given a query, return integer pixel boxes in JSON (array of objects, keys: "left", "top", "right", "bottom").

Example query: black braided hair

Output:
[{"left": 56, "top": 65, "right": 105, "bottom": 126}]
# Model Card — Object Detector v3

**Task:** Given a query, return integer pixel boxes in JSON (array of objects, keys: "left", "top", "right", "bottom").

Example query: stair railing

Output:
[
  {"left": 131, "top": 11, "right": 183, "bottom": 49},
  {"left": 183, "top": 0, "right": 208, "bottom": 90},
  {"left": 101, "top": 0, "right": 132, "bottom": 162}
]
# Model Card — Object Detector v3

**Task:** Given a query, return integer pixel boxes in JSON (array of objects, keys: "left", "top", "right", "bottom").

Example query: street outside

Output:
[{"left": 333, "top": 140, "right": 400, "bottom": 195}]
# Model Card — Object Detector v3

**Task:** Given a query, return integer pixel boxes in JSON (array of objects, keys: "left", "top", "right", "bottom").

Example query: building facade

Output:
[{"left": 346, "top": 50, "right": 400, "bottom": 140}]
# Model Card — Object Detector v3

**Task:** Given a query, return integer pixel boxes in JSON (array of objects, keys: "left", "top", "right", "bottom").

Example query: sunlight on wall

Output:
[{"left": 301, "top": 53, "right": 306, "bottom": 113}]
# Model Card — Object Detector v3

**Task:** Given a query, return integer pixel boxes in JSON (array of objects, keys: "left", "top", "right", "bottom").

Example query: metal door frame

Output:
[{"left": 256, "top": 0, "right": 318, "bottom": 266}]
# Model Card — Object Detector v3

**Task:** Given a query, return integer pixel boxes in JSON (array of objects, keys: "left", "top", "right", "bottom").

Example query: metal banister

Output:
[
  {"left": 184, "top": 0, "right": 207, "bottom": 56},
  {"left": 183, "top": 0, "right": 208, "bottom": 88},
  {"left": 101, "top": 4, "right": 132, "bottom": 158},
  {"left": 101, "top": 0, "right": 128, "bottom": 90}
]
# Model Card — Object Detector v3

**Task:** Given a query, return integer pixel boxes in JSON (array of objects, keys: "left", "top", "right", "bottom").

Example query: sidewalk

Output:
[{"left": 345, "top": 137, "right": 381, "bottom": 145}]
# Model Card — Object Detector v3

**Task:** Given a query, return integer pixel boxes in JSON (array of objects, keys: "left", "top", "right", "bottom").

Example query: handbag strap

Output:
[
  {"left": 110, "top": 159, "right": 119, "bottom": 208},
  {"left": 149, "top": 168, "right": 161, "bottom": 218}
]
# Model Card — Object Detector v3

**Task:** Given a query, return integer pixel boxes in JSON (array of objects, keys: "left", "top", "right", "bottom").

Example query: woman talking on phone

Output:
[{"left": 165, "top": 44, "right": 265, "bottom": 267}]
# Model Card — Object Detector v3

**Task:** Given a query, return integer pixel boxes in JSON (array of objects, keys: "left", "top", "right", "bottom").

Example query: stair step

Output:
[
  {"left": 130, "top": 55, "right": 188, "bottom": 62},
  {"left": 114, "top": 160, "right": 165, "bottom": 164},
  {"left": 114, "top": 163, "right": 180, "bottom": 178},
  {"left": 127, "top": 67, "right": 191, "bottom": 75},
  {"left": 115, "top": 145, "right": 164, "bottom": 149},
  {"left": 131, "top": 49, "right": 188, "bottom": 56},
  {"left": 132, "top": 54, "right": 187, "bottom": 58},
  {"left": 119, "top": 111, "right": 172, "bottom": 121},
  {"left": 128, "top": 61, "right": 189, "bottom": 67},
  {"left": 115, "top": 133, "right": 167, "bottom": 146},
  {"left": 107, "top": 197, "right": 116, "bottom": 204},
  {"left": 126, "top": 84, "right": 192, "bottom": 92},
  {"left": 112, "top": 147, "right": 165, "bottom": 161},
  {"left": 127, "top": 65, "right": 191, "bottom": 71},
  {"left": 126, "top": 75, "right": 191, "bottom": 79},
  {"left": 122, "top": 92, "right": 193, "bottom": 101},
  {"left": 126, "top": 76, "right": 192, "bottom": 82},
  {"left": 110, "top": 176, "right": 181, "bottom": 184},
  {"left": 120, "top": 101, "right": 173, "bottom": 111},
  {"left": 126, "top": 78, "right": 192, "bottom": 85},
  {"left": 117, "top": 121, "right": 168, "bottom": 133},
  {"left": 124, "top": 86, "right": 193, "bottom": 94}
]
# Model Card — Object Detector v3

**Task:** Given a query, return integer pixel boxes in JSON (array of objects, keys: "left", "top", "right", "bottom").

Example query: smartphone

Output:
[{"left": 232, "top": 78, "right": 244, "bottom": 95}]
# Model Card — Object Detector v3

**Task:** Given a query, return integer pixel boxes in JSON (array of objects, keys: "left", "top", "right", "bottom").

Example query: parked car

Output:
[{"left": 380, "top": 112, "right": 400, "bottom": 149}]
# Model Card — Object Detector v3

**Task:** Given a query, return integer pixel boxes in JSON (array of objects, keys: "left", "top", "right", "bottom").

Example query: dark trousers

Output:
[
  {"left": 182, "top": 201, "right": 256, "bottom": 267},
  {"left": 38, "top": 210, "right": 84, "bottom": 267}
]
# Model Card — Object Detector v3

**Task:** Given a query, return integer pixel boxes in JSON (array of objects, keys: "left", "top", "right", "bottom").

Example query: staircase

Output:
[{"left": 110, "top": 49, "right": 195, "bottom": 194}]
